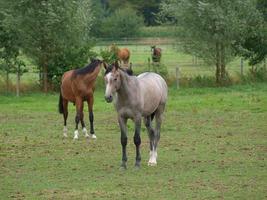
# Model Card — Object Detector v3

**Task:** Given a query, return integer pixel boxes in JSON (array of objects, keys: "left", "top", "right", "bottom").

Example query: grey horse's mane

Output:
[{"left": 104, "top": 64, "right": 133, "bottom": 76}]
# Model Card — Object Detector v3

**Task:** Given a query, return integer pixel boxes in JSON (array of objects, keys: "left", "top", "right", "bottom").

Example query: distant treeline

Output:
[{"left": 93, "top": 0, "right": 162, "bottom": 26}]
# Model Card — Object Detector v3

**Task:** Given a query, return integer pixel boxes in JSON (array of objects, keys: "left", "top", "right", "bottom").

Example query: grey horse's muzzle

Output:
[{"left": 105, "top": 95, "right": 113, "bottom": 103}]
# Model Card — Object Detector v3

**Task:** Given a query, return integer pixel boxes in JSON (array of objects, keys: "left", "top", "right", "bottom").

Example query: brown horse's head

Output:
[{"left": 151, "top": 45, "right": 162, "bottom": 63}]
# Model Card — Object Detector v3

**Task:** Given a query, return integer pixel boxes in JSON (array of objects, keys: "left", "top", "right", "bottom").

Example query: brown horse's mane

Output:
[{"left": 74, "top": 59, "right": 102, "bottom": 75}]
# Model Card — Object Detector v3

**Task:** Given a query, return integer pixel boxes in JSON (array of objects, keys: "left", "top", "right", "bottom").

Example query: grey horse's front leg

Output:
[
  {"left": 118, "top": 117, "right": 128, "bottom": 169},
  {"left": 134, "top": 117, "right": 142, "bottom": 168}
]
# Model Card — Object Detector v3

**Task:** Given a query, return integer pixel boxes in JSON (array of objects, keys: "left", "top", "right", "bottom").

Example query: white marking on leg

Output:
[
  {"left": 148, "top": 148, "right": 157, "bottom": 166},
  {"left": 82, "top": 127, "right": 89, "bottom": 138},
  {"left": 91, "top": 134, "right": 97, "bottom": 139},
  {"left": 73, "top": 130, "right": 79, "bottom": 140},
  {"left": 63, "top": 126, "right": 68, "bottom": 137}
]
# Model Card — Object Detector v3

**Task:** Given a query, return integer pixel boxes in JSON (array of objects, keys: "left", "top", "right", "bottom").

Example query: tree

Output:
[
  {"left": 100, "top": 0, "right": 162, "bottom": 25},
  {"left": 159, "top": 0, "right": 264, "bottom": 84},
  {"left": 0, "top": 7, "right": 27, "bottom": 94},
  {"left": 235, "top": 0, "right": 267, "bottom": 65},
  {"left": 100, "top": 7, "right": 144, "bottom": 38},
  {"left": 6, "top": 0, "right": 94, "bottom": 92}
]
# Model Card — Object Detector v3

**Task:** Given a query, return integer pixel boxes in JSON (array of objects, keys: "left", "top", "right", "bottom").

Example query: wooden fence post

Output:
[
  {"left": 240, "top": 58, "right": 244, "bottom": 76},
  {"left": 148, "top": 58, "right": 151, "bottom": 71},
  {"left": 176, "top": 66, "right": 180, "bottom": 89}
]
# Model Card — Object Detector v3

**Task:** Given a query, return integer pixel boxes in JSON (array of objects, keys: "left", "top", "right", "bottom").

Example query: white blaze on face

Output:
[{"left": 105, "top": 72, "right": 113, "bottom": 97}]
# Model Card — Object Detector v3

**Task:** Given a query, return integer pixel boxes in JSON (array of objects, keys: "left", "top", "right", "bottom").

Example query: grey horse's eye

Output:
[{"left": 114, "top": 78, "right": 117, "bottom": 81}]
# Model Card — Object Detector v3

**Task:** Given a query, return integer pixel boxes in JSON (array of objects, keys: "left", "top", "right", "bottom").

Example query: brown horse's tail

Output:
[{"left": 58, "top": 91, "right": 64, "bottom": 114}]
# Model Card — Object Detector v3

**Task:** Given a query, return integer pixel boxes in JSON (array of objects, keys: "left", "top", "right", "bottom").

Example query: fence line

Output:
[
  {"left": 2, "top": 57, "right": 264, "bottom": 94},
  {"left": 95, "top": 37, "right": 177, "bottom": 46}
]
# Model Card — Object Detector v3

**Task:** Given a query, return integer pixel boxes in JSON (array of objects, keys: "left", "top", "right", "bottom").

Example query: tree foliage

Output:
[
  {"left": 159, "top": 0, "right": 264, "bottom": 84},
  {"left": 0, "top": 5, "right": 27, "bottom": 93},
  {"left": 3, "top": 0, "right": 95, "bottom": 92},
  {"left": 236, "top": 0, "right": 267, "bottom": 65},
  {"left": 99, "top": 7, "right": 144, "bottom": 38},
  {"left": 106, "top": 0, "right": 162, "bottom": 25}
]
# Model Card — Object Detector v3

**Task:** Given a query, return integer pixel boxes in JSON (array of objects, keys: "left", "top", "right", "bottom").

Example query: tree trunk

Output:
[
  {"left": 215, "top": 42, "right": 221, "bottom": 84},
  {"left": 6, "top": 71, "right": 9, "bottom": 93},
  {"left": 16, "top": 71, "right": 20, "bottom": 97},
  {"left": 220, "top": 44, "right": 226, "bottom": 81},
  {"left": 43, "top": 64, "right": 48, "bottom": 93}
]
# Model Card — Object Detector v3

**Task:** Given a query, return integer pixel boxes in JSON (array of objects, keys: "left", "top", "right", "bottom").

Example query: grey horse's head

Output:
[{"left": 104, "top": 61, "right": 122, "bottom": 103}]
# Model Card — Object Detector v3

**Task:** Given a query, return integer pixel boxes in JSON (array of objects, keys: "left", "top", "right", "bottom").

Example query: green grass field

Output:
[{"left": 1, "top": 83, "right": 267, "bottom": 199}]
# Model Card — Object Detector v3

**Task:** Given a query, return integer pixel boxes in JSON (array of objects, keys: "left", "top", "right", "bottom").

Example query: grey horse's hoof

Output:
[
  {"left": 135, "top": 161, "right": 141, "bottom": 169},
  {"left": 120, "top": 162, "right": 127, "bottom": 170},
  {"left": 148, "top": 161, "right": 157, "bottom": 166}
]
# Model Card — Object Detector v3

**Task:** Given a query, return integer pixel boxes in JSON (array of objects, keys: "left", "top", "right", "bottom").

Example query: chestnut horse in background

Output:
[
  {"left": 118, "top": 48, "right": 130, "bottom": 66},
  {"left": 58, "top": 59, "right": 103, "bottom": 139},
  {"left": 151, "top": 45, "right": 162, "bottom": 63},
  {"left": 109, "top": 44, "right": 131, "bottom": 67}
]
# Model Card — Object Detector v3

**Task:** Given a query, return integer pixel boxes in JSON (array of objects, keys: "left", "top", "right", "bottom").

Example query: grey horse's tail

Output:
[
  {"left": 151, "top": 112, "right": 156, "bottom": 121},
  {"left": 58, "top": 91, "right": 64, "bottom": 114}
]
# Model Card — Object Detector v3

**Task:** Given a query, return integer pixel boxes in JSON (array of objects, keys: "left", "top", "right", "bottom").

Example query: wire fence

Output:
[
  {"left": 1, "top": 39, "right": 265, "bottom": 93},
  {"left": 0, "top": 58, "right": 253, "bottom": 93}
]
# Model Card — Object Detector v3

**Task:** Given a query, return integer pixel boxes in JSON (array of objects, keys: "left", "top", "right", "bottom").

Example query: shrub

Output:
[
  {"left": 100, "top": 8, "right": 144, "bottom": 38},
  {"left": 242, "top": 66, "right": 267, "bottom": 83},
  {"left": 50, "top": 44, "right": 97, "bottom": 91},
  {"left": 151, "top": 63, "right": 169, "bottom": 80}
]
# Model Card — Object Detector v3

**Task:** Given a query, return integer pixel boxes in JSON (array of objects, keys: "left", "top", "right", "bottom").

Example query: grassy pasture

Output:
[{"left": 0, "top": 83, "right": 267, "bottom": 199}]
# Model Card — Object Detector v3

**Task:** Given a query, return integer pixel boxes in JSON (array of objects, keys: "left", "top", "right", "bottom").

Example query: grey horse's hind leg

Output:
[
  {"left": 118, "top": 117, "right": 128, "bottom": 169},
  {"left": 147, "top": 103, "right": 165, "bottom": 166},
  {"left": 144, "top": 115, "right": 156, "bottom": 166},
  {"left": 154, "top": 105, "right": 165, "bottom": 149},
  {"left": 134, "top": 117, "right": 142, "bottom": 168},
  {"left": 144, "top": 116, "right": 154, "bottom": 150}
]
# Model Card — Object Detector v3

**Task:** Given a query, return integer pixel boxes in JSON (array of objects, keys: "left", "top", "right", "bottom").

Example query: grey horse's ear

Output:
[
  {"left": 103, "top": 62, "right": 108, "bottom": 70},
  {"left": 114, "top": 60, "right": 119, "bottom": 70}
]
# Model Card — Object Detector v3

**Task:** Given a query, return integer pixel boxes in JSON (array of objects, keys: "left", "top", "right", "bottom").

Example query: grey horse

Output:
[{"left": 104, "top": 62, "right": 168, "bottom": 169}]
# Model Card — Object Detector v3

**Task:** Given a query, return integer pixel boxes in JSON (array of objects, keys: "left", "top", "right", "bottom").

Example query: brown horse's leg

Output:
[
  {"left": 87, "top": 95, "right": 96, "bottom": 138},
  {"left": 74, "top": 97, "right": 83, "bottom": 140},
  {"left": 80, "top": 103, "right": 89, "bottom": 138},
  {"left": 63, "top": 99, "right": 68, "bottom": 137}
]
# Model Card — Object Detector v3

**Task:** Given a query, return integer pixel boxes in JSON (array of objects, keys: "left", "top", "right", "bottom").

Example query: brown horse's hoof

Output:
[{"left": 91, "top": 134, "right": 97, "bottom": 139}]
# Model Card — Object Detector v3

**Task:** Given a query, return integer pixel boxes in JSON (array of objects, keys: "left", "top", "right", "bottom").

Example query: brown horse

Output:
[
  {"left": 151, "top": 46, "right": 162, "bottom": 63},
  {"left": 118, "top": 48, "right": 130, "bottom": 66},
  {"left": 58, "top": 59, "right": 103, "bottom": 139},
  {"left": 109, "top": 44, "right": 131, "bottom": 67}
]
